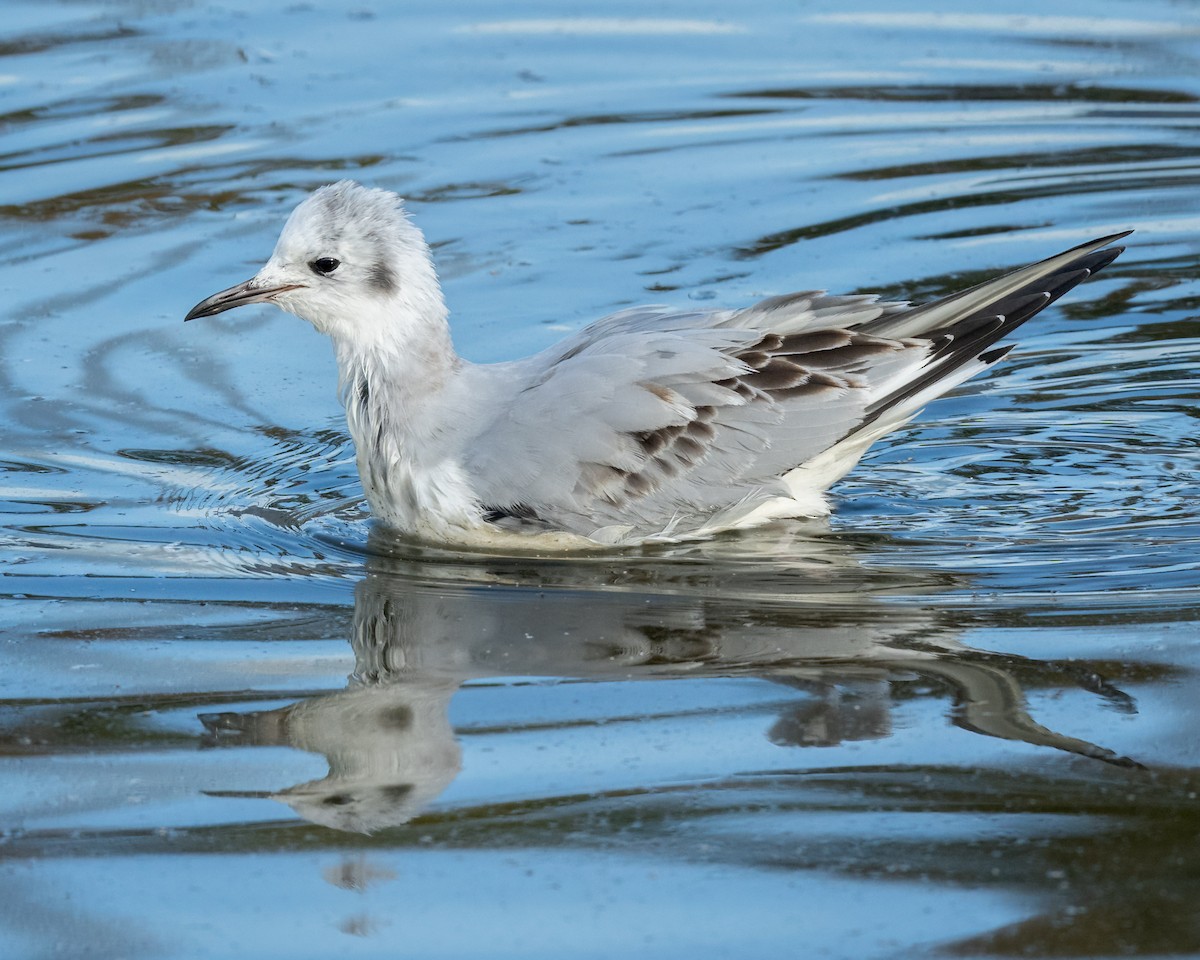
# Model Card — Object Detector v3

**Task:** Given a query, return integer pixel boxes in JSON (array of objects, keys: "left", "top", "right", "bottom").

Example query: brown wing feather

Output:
[
  {"left": 587, "top": 331, "right": 914, "bottom": 509},
  {"left": 580, "top": 237, "right": 1128, "bottom": 517}
]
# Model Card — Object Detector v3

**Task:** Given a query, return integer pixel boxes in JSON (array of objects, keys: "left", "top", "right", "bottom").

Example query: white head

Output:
[{"left": 185, "top": 181, "right": 447, "bottom": 347}]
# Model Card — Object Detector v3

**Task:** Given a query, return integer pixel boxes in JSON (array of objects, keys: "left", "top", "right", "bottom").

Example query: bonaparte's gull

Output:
[{"left": 186, "top": 181, "right": 1128, "bottom": 546}]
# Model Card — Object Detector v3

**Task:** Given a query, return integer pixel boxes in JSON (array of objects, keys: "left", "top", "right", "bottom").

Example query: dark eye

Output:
[{"left": 310, "top": 257, "right": 341, "bottom": 276}]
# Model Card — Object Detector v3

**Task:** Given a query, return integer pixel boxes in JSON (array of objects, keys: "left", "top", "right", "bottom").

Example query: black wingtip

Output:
[
  {"left": 1079, "top": 245, "right": 1126, "bottom": 276},
  {"left": 1063, "top": 228, "right": 1134, "bottom": 255},
  {"left": 978, "top": 345, "right": 1015, "bottom": 365}
]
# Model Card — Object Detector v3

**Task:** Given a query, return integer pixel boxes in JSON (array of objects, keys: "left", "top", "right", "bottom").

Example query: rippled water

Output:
[{"left": 3, "top": 1, "right": 1199, "bottom": 957}]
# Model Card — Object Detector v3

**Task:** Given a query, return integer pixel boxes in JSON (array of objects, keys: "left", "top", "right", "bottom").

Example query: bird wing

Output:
[{"left": 465, "top": 233, "right": 1128, "bottom": 540}]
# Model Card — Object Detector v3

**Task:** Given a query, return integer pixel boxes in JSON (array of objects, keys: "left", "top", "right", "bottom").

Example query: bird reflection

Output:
[{"left": 202, "top": 526, "right": 1138, "bottom": 833}]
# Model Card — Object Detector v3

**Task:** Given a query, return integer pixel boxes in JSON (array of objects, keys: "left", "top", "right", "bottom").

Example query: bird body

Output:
[{"left": 186, "top": 181, "right": 1128, "bottom": 547}]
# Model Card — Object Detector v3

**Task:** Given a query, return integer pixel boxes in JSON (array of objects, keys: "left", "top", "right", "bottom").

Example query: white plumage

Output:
[{"left": 186, "top": 181, "right": 1128, "bottom": 547}]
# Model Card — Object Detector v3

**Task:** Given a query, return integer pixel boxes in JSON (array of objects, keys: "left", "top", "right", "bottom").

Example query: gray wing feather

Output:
[
  {"left": 467, "top": 317, "right": 924, "bottom": 533},
  {"left": 466, "top": 233, "right": 1129, "bottom": 538}
]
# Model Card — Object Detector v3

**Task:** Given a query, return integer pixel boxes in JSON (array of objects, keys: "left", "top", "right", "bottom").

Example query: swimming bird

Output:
[{"left": 185, "top": 181, "right": 1128, "bottom": 546}]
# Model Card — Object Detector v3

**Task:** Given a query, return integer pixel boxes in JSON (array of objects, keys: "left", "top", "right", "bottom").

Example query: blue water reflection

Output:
[{"left": 1, "top": 0, "right": 1199, "bottom": 956}]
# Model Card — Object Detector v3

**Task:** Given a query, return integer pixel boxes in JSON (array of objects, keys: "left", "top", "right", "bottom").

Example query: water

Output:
[{"left": 2, "top": 0, "right": 1199, "bottom": 956}]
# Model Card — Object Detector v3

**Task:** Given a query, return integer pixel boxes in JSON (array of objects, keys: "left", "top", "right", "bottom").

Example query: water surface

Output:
[{"left": 2, "top": 1, "right": 1199, "bottom": 957}]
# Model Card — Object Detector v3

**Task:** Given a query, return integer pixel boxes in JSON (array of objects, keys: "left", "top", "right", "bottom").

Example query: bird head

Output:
[{"left": 185, "top": 181, "right": 445, "bottom": 344}]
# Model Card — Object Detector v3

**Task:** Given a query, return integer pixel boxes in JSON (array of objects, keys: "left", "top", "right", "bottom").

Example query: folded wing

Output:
[{"left": 467, "top": 233, "right": 1129, "bottom": 541}]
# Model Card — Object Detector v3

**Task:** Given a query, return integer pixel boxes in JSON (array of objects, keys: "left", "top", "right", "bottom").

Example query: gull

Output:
[{"left": 185, "top": 181, "right": 1128, "bottom": 547}]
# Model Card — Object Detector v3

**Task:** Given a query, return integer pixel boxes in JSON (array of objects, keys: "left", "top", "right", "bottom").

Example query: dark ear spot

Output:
[
  {"left": 380, "top": 705, "right": 413, "bottom": 730},
  {"left": 369, "top": 260, "right": 397, "bottom": 293},
  {"left": 381, "top": 783, "right": 414, "bottom": 803}
]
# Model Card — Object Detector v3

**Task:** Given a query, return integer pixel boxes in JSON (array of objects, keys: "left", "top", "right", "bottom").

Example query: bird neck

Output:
[
  {"left": 331, "top": 298, "right": 480, "bottom": 534},
  {"left": 330, "top": 290, "right": 459, "bottom": 408}
]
